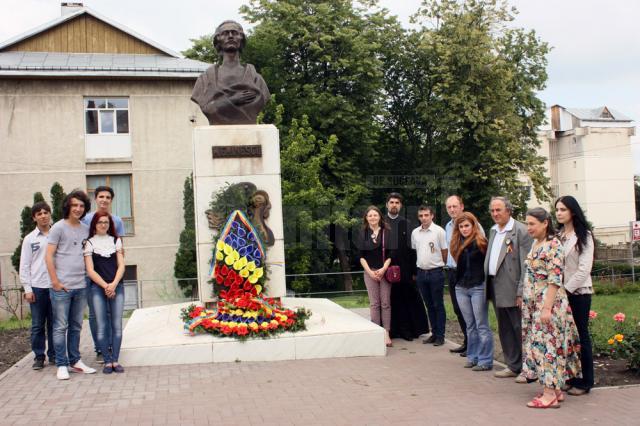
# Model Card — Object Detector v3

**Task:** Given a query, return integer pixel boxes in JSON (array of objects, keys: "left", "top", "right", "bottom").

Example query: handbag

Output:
[{"left": 382, "top": 230, "right": 401, "bottom": 283}]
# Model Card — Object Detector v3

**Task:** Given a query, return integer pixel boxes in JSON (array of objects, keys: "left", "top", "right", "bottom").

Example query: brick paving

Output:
[{"left": 0, "top": 314, "right": 638, "bottom": 425}]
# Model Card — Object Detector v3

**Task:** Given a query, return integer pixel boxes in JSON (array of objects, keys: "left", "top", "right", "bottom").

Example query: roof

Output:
[
  {"left": 0, "top": 6, "right": 179, "bottom": 57},
  {"left": 563, "top": 106, "right": 633, "bottom": 122},
  {"left": 0, "top": 52, "right": 209, "bottom": 78}
]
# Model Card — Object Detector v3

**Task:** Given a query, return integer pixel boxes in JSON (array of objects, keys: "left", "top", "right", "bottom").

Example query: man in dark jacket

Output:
[{"left": 385, "top": 193, "right": 429, "bottom": 341}]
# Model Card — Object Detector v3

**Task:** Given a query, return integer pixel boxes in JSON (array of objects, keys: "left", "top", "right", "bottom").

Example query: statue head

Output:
[{"left": 213, "top": 20, "right": 247, "bottom": 53}]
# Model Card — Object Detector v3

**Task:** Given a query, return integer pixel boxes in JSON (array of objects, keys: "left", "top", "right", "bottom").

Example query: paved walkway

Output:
[{"left": 0, "top": 313, "right": 638, "bottom": 425}]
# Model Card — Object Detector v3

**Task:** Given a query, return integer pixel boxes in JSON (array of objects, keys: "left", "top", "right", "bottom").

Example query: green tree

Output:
[
  {"left": 11, "top": 192, "right": 46, "bottom": 272},
  {"left": 174, "top": 174, "right": 197, "bottom": 297},
  {"left": 50, "top": 182, "right": 65, "bottom": 223},
  {"left": 379, "top": 0, "right": 550, "bottom": 223}
]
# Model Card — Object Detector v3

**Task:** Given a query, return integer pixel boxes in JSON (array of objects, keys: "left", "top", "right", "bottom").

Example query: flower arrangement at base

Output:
[{"left": 181, "top": 209, "right": 310, "bottom": 339}]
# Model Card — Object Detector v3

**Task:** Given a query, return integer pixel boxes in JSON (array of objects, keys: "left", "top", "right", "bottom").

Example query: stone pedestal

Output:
[
  {"left": 119, "top": 298, "right": 386, "bottom": 366},
  {"left": 192, "top": 124, "right": 286, "bottom": 301}
]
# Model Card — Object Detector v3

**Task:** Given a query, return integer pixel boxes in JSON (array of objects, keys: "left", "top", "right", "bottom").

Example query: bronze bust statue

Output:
[{"left": 191, "top": 21, "right": 270, "bottom": 125}]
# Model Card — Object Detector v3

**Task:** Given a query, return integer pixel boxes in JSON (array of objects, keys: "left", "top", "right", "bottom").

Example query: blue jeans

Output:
[
  {"left": 456, "top": 284, "right": 494, "bottom": 367},
  {"left": 87, "top": 279, "right": 111, "bottom": 354},
  {"left": 416, "top": 268, "right": 446, "bottom": 338},
  {"left": 90, "top": 284, "right": 124, "bottom": 364},
  {"left": 50, "top": 288, "right": 86, "bottom": 367},
  {"left": 29, "top": 287, "right": 55, "bottom": 361}
]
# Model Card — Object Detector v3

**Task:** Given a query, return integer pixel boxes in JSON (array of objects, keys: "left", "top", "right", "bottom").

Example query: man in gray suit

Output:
[{"left": 484, "top": 196, "right": 532, "bottom": 379}]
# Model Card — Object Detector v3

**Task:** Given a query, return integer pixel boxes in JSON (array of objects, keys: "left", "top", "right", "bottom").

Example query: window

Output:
[
  {"left": 85, "top": 98, "right": 129, "bottom": 134},
  {"left": 87, "top": 174, "right": 134, "bottom": 235}
]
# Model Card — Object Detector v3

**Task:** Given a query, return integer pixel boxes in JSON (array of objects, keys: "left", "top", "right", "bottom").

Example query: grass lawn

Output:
[{"left": 330, "top": 290, "right": 639, "bottom": 352}]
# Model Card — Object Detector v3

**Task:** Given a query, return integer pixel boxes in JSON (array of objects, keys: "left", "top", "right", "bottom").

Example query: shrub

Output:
[{"left": 606, "top": 312, "right": 640, "bottom": 374}]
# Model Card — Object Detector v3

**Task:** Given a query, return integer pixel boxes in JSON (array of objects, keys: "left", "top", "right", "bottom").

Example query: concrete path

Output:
[{"left": 0, "top": 315, "right": 637, "bottom": 425}]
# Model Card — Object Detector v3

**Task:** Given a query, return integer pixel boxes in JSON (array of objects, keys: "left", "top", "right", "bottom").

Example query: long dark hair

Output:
[
  {"left": 555, "top": 195, "right": 592, "bottom": 254},
  {"left": 526, "top": 207, "right": 555, "bottom": 240},
  {"left": 89, "top": 211, "right": 118, "bottom": 239}
]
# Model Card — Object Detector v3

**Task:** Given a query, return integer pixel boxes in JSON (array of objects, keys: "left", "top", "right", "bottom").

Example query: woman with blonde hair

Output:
[
  {"left": 450, "top": 212, "right": 493, "bottom": 371},
  {"left": 359, "top": 206, "right": 393, "bottom": 347}
]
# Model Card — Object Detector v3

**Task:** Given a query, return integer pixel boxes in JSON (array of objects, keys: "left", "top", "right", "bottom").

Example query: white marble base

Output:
[{"left": 119, "top": 298, "right": 385, "bottom": 366}]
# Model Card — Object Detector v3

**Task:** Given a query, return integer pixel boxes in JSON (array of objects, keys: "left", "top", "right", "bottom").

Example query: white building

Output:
[
  {"left": 0, "top": 3, "right": 209, "bottom": 312},
  {"left": 532, "top": 105, "right": 636, "bottom": 244}
]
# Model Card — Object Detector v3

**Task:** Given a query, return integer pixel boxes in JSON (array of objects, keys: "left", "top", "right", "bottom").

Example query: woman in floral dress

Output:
[{"left": 521, "top": 208, "right": 581, "bottom": 409}]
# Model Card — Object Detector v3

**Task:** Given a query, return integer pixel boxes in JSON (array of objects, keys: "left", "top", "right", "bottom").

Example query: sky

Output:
[{"left": 1, "top": 0, "right": 639, "bottom": 171}]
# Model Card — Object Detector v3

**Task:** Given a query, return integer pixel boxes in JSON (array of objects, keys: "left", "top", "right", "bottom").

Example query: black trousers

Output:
[
  {"left": 390, "top": 279, "right": 430, "bottom": 338},
  {"left": 446, "top": 268, "right": 467, "bottom": 345},
  {"left": 567, "top": 293, "right": 594, "bottom": 390}
]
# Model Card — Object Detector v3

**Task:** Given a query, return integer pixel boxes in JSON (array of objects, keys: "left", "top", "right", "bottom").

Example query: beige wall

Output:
[
  {"left": 533, "top": 125, "right": 635, "bottom": 245},
  {"left": 0, "top": 78, "right": 206, "bottom": 311}
]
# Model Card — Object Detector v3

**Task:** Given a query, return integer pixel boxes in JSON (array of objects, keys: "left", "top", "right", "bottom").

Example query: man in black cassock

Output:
[{"left": 384, "top": 193, "right": 429, "bottom": 341}]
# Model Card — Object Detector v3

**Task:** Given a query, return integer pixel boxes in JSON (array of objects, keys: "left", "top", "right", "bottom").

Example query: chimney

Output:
[{"left": 61, "top": 2, "right": 83, "bottom": 16}]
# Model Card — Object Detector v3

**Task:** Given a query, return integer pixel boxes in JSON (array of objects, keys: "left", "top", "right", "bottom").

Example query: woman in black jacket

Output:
[{"left": 450, "top": 212, "right": 493, "bottom": 371}]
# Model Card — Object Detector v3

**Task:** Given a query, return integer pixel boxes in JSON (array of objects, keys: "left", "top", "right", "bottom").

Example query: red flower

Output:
[
  {"left": 220, "top": 265, "right": 229, "bottom": 276},
  {"left": 243, "top": 281, "right": 253, "bottom": 291},
  {"left": 215, "top": 274, "right": 224, "bottom": 284},
  {"left": 222, "top": 326, "right": 232, "bottom": 335}
]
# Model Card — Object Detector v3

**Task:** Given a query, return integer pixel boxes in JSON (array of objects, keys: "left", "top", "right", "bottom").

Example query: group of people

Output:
[
  {"left": 359, "top": 193, "right": 594, "bottom": 408},
  {"left": 19, "top": 186, "right": 127, "bottom": 379}
]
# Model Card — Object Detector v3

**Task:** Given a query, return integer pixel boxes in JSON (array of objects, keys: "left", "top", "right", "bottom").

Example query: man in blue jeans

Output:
[
  {"left": 19, "top": 201, "right": 55, "bottom": 370},
  {"left": 46, "top": 190, "right": 97, "bottom": 380},
  {"left": 411, "top": 205, "right": 448, "bottom": 346},
  {"left": 82, "top": 186, "right": 125, "bottom": 364}
]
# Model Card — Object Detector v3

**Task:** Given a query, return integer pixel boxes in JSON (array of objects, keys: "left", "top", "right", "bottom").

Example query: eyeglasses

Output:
[{"left": 97, "top": 221, "right": 110, "bottom": 225}]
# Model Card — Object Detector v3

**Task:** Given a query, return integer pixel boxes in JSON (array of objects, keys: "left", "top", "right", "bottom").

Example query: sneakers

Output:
[
  {"left": 57, "top": 366, "right": 70, "bottom": 380},
  {"left": 433, "top": 337, "right": 445, "bottom": 346},
  {"left": 464, "top": 361, "right": 477, "bottom": 368},
  {"left": 32, "top": 358, "right": 45, "bottom": 370},
  {"left": 95, "top": 353, "right": 105, "bottom": 364},
  {"left": 472, "top": 365, "right": 493, "bottom": 371},
  {"left": 70, "top": 360, "right": 97, "bottom": 374},
  {"left": 494, "top": 368, "right": 518, "bottom": 378},
  {"left": 515, "top": 374, "right": 530, "bottom": 384}
]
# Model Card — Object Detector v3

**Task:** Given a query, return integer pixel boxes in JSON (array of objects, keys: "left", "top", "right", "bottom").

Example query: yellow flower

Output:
[
  {"left": 255, "top": 284, "right": 262, "bottom": 295},
  {"left": 212, "top": 319, "right": 219, "bottom": 325},
  {"left": 216, "top": 240, "right": 225, "bottom": 251},
  {"left": 615, "top": 334, "right": 624, "bottom": 342},
  {"left": 247, "top": 261, "right": 256, "bottom": 271},
  {"left": 249, "top": 322, "right": 259, "bottom": 330},
  {"left": 254, "top": 267, "right": 264, "bottom": 278},
  {"left": 225, "top": 256, "right": 234, "bottom": 265},
  {"left": 223, "top": 244, "right": 233, "bottom": 255},
  {"left": 240, "top": 268, "right": 250, "bottom": 278},
  {"left": 216, "top": 251, "right": 224, "bottom": 261},
  {"left": 233, "top": 259, "right": 243, "bottom": 271},
  {"left": 608, "top": 338, "right": 615, "bottom": 345},
  {"left": 234, "top": 309, "right": 244, "bottom": 315},
  {"left": 232, "top": 250, "right": 240, "bottom": 261},
  {"left": 248, "top": 275, "right": 258, "bottom": 284}
]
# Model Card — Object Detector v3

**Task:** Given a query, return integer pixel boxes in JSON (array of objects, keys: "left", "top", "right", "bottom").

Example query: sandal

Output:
[
  {"left": 536, "top": 390, "right": 564, "bottom": 402},
  {"left": 527, "top": 396, "right": 560, "bottom": 409}
]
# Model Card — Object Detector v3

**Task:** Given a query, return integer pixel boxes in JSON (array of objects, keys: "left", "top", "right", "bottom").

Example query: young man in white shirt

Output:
[
  {"left": 19, "top": 202, "right": 55, "bottom": 370},
  {"left": 411, "top": 205, "right": 448, "bottom": 346}
]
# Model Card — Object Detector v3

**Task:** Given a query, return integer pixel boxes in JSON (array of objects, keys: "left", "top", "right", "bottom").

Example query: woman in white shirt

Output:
[
  {"left": 555, "top": 196, "right": 594, "bottom": 395},
  {"left": 83, "top": 211, "right": 125, "bottom": 374}
]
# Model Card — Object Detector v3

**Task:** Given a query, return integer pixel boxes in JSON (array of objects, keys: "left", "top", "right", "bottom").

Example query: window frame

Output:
[
  {"left": 84, "top": 97, "right": 130, "bottom": 135},
  {"left": 86, "top": 174, "right": 135, "bottom": 236}
]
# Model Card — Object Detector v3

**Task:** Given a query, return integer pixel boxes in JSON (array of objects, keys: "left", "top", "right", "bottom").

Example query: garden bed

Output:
[{"left": 0, "top": 328, "right": 30, "bottom": 375}]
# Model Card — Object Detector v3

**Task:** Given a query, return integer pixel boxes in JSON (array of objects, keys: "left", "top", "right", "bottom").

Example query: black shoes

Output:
[
  {"left": 32, "top": 358, "right": 45, "bottom": 370},
  {"left": 400, "top": 332, "right": 414, "bottom": 342},
  {"left": 433, "top": 337, "right": 445, "bottom": 346},
  {"left": 450, "top": 344, "right": 467, "bottom": 354},
  {"left": 422, "top": 335, "right": 436, "bottom": 344},
  {"left": 459, "top": 352, "right": 467, "bottom": 357}
]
